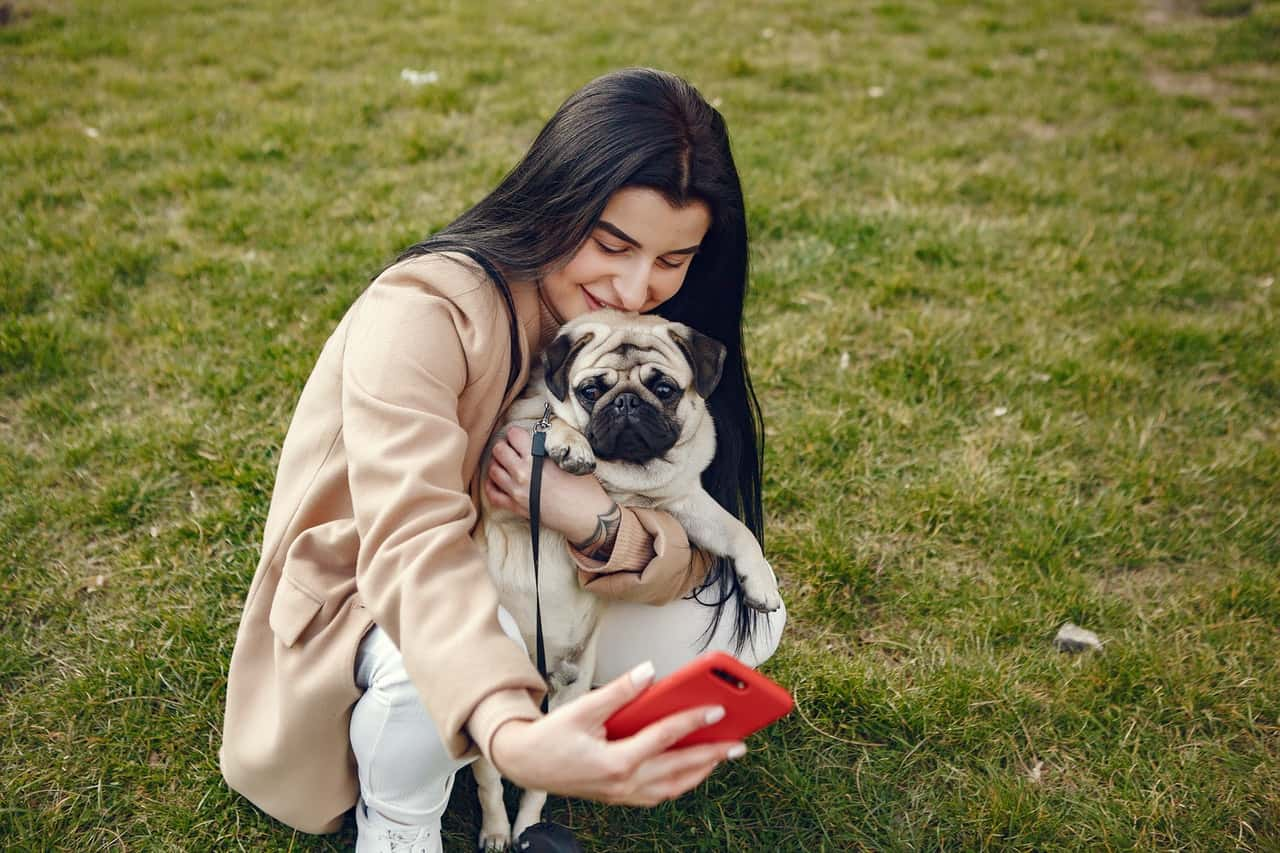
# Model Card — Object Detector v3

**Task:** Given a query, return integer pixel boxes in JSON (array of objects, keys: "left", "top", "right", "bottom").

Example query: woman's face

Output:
[{"left": 541, "top": 187, "right": 711, "bottom": 320}]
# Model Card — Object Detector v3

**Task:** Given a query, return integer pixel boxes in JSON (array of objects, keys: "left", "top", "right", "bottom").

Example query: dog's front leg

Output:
[
  {"left": 511, "top": 633, "right": 601, "bottom": 838},
  {"left": 474, "top": 755, "right": 512, "bottom": 851},
  {"left": 545, "top": 417, "right": 597, "bottom": 475},
  {"left": 668, "top": 490, "right": 782, "bottom": 612}
]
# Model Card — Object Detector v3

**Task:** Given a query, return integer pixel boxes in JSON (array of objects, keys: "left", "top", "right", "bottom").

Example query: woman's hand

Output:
[
  {"left": 488, "top": 662, "right": 746, "bottom": 806},
  {"left": 485, "top": 427, "right": 619, "bottom": 554}
]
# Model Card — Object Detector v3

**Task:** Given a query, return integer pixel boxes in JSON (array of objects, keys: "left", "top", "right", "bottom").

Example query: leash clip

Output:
[
  {"left": 531, "top": 403, "right": 553, "bottom": 458},
  {"left": 533, "top": 403, "right": 553, "bottom": 434}
]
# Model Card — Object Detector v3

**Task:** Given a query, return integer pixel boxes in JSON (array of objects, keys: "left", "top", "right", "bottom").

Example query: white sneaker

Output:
[{"left": 354, "top": 798, "right": 444, "bottom": 853}]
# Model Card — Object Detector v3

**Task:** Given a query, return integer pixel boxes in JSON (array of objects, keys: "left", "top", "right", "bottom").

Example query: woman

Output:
[{"left": 220, "top": 67, "right": 786, "bottom": 852}]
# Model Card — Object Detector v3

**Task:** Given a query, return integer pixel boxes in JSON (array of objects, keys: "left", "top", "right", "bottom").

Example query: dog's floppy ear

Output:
[
  {"left": 670, "top": 325, "right": 727, "bottom": 399},
  {"left": 542, "top": 330, "right": 595, "bottom": 401}
]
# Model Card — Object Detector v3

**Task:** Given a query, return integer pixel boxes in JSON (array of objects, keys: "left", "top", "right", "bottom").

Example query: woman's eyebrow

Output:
[{"left": 597, "top": 220, "right": 701, "bottom": 255}]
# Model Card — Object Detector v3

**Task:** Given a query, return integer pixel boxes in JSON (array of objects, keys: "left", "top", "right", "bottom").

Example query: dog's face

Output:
[{"left": 541, "top": 310, "right": 726, "bottom": 465}]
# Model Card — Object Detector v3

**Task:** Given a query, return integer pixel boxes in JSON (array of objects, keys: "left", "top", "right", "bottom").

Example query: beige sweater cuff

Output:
[
  {"left": 467, "top": 688, "right": 544, "bottom": 765},
  {"left": 570, "top": 505, "right": 654, "bottom": 573},
  {"left": 572, "top": 507, "right": 704, "bottom": 605}
]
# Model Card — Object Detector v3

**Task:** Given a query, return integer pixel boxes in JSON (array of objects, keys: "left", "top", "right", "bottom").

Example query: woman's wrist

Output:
[
  {"left": 569, "top": 500, "right": 622, "bottom": 560},
  {"left": 488, "top": 717, "right": 534, "bottom": 780}
]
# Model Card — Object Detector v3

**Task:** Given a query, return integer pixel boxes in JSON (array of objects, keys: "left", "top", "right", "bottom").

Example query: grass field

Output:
[{"left": 3, "top": 0, "right": 1279, "bottom": 849}]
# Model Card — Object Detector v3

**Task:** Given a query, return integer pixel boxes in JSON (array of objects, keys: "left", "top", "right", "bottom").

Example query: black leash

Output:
[
  {"left": 518, "top": 404, "right": 589, "bottom": 853},
  {"left": 528, "top": 404, "right": 552, "bottom": 715}
]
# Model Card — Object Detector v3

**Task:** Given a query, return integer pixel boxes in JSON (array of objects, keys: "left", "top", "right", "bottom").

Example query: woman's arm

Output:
[
  {"left": 486, "top": 427, "right": 712, "bottom": 605},
  {"left": 342, "top": 279, "right": 547, "bottom": 762},
  {"left": 571, "top": 509, "right": 713, "bottom": 604}
]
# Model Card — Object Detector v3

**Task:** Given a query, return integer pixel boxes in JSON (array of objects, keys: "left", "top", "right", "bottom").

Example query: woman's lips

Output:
[{"left": 583, "top": 290, "right": 619, "bottom": 311}]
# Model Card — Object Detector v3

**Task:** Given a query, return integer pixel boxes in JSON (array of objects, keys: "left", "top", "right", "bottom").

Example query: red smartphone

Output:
[{"left": 604, "top": 651, "right": 793, "bottom": 748}]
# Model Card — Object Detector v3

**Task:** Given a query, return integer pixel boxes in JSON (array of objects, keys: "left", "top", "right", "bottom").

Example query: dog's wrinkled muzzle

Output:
[{"left": 587, "top": 395, "right": 678, "bottom": 463}]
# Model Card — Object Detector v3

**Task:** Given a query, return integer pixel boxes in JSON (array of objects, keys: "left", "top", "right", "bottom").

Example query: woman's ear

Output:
[{"left": 543, "top": 331, "right": 595, "bottom": 401}]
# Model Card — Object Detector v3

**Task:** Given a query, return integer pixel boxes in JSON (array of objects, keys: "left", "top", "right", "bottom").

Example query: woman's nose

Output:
[{"left": 614, "top": 262, "right": 651, "bottom": 311}]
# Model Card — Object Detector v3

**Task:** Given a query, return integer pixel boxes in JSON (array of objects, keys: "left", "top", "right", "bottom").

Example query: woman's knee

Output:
[
  {"left": 593, "top": 592, "right": 787, "bottom": 684},
  {"left": 350, "top": 626, "right": 472, "bottom": 823}
]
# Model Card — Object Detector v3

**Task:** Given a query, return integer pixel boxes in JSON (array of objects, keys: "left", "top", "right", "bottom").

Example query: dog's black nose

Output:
[{"left": 612, "top": 392, "right": 643, "bottom": 416}]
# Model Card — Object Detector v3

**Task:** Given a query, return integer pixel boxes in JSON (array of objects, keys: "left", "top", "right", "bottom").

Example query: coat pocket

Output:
[{"left": 268, "top": 576, "right": 324, "bottom": 648}]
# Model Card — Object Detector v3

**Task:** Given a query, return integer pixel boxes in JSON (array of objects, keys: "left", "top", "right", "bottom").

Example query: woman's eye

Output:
[
  {"left": 657, "top": 256, "right": 687, "bottom": 270},
  {"left": 595, "top": 240, "right": 626, "bottom": 255}
]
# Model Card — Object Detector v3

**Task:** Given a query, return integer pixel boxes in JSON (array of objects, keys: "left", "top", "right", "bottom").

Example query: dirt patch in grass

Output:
[
  {"left": 1021, "top": 119, "right": 1061, "bottom": 141},
  {"left": 1094, "top": 562, "right": 1189, "bottom": 610},
  {"left": 1147, "top": 67, "right": 1261, "bottom": 121},
  {"left": 1145, "top": 0, "right": 1203, "bottom": 24},
  {"left": 1145, "top": 0, "right": 1257, "bottom": 23}
]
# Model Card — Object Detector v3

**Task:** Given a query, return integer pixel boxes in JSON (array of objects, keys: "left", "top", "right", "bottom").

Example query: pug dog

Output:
[{"left": 474, "top": 310, "right": 781, "bottom": 849}]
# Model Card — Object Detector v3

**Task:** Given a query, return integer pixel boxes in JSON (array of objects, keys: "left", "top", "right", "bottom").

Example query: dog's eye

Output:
[
  {"left": 653, "top": 382, "right": 677, "bottom": 400},
  {"left": 577, "top": 385, "right": 600, "bottom": 402}
]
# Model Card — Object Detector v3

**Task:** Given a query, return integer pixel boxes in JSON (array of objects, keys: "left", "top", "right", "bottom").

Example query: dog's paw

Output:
[
  {"left": 512, "top": 789, "right": 549, "bottom": 843},
  {"left": 547, "top": 426, "right": 596, "bottom": 475},
  {"left": 549, "top": 661, "right": 581, "bottom": 692},
  {"left": 736, "top": 555, "right": 782, "bottom": 613},
  {"left": 478, "top": 826, "right": 511, "bottom": 851},
  {"left": 511, "top": 816, "right": 540, "bottom": 844}
]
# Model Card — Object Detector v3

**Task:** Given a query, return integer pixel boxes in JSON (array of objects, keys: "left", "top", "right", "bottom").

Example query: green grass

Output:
[{"left": 3, "top": 0, "right": 1278, "bottom": 849}]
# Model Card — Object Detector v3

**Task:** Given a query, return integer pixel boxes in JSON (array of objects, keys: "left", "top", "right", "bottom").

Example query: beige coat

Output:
[{"left": 219, "top": 254, "right": 706, "bottom": 834}]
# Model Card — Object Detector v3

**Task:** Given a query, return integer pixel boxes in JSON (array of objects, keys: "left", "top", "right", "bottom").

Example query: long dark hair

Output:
[{"left": 396, "top": 68, "right": 768, "bottom": 654}]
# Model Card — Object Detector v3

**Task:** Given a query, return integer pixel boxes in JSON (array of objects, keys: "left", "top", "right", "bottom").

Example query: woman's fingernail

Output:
[
  {"left": 727, "top": 744, "right": 747, "bottom": 759},
  {"left": 705, "top": 706, "right": 726, "bottom": 725},
  {"left": 629, "top": 661, "right": 655, "bottom": 688}
]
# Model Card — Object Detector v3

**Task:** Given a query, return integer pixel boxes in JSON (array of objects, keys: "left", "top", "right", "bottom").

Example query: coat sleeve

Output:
[
  {"left": 342, "top": 280, "right": 544, "bottom": 763},
  {"left": 570, "top": 507, "right": 714, "bottom": 605}
]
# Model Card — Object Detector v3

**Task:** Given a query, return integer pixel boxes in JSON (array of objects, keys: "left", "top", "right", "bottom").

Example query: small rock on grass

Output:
[{"left": 1054, "top": 622, "right": 1102, "bottom": 653}]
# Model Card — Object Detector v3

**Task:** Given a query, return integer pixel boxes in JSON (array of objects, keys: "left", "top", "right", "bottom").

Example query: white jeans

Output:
[{"left": 349, "top": 593, "right": 786, "bottom": 826}]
